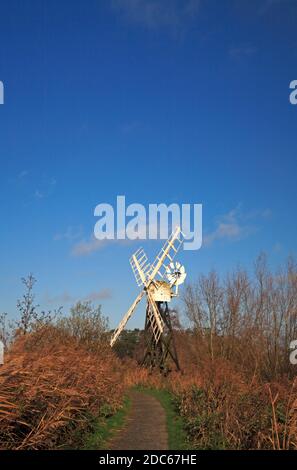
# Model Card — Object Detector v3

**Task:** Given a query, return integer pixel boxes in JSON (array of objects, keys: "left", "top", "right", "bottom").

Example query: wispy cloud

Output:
[
  {"left": 229, "top": 44, "right": 257, "bottom": 60},
  {"left": 204, "top": 206, "right": 271, "bottom": 247},
  {"left": 273, "top": 242, "right": 283, "bottom": 253},
  {"left": 44, "top": 291, "right": 73, "bottom": 305},
  {"left": 72, "top": 235, "right": 117, "bottom": 256},
  {"left": 258, "top": 0, "right": 285, "bottom": 16},
  {"left": 84, "top": 289, "right": 112, "bottom": 302},
  {"left": 44, "top": 288, "right": 112, "bottom": 305},
  {"left": 71, "top": 220, "right": 161, "bottom": 257},
  {"left": 54, "top": 226, "right": 83, "bottom": 242},
  {"left": 111, "top": 0, "right": 200, "bottom": 33},
  {"left": 34, "top": 189, "right": 44, "bottom": 199},
  {"left": 71, "top": 231, "right": 135, "bottom": 257},
  {"left": 120, "top": 120, "right": 141, "bottom": 135},
  {"left": 17, "top": 170, "right": 29, "bottom": 180},
  {"left": 34, "top": 176, "right": 57, "bottom": 200}
]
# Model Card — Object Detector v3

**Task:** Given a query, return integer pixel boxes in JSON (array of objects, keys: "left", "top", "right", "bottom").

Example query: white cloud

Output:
[
  {"left": 44, "top": 291, "right": 74, "bottom": 305},
  {"left": 17, "top": 170, "right": 29, "bottom": 180},
  {"left": 203, "top": 206, "right": 271, "bottom": 247},
  {"left": 84, "top": 289, "right": 112, "bottom": 301},
  {"left": 34, "top": 177, "right": 57, "bottom": 200},
  {"left": 44, "top": 288, "right": 112, "bottom": 305},
  {"left": 258, "top": 0, "right": 285, "bottom": 15},
  {"left": 229, "top": 44, "right": 257, "bottom": 59},
  {"left": 72, "top": 235, "right": 111, "bottom": 256},
  {"left": 71, "top": 230, "right": 139, "bottom": 257},
  {"left": 273, "top": 242, "right": 283, "bottom": 253},
  {"left": 71, "top": 221, "right": 158, "bottom": 256},
  {"left": 120, "top": 120, "right": 141, "bottom": 134},
  {"left": 111, "top": 0, "right": 200, "bottom": 32},
  {"left": 54, "top": 226, "right": 83, "bottom": 242},
  {"left": 34, "top": 189, "right": 44, "bottom": 199}
]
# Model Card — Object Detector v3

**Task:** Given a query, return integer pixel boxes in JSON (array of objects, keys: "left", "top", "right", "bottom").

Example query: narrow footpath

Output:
[{"left": 109, "top": 390, "right": 168, "bottom": 450}]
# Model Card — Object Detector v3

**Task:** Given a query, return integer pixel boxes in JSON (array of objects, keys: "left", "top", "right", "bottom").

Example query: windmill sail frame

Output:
[{"left": 110, "top": 226, "right": 186, "bottom": 372}]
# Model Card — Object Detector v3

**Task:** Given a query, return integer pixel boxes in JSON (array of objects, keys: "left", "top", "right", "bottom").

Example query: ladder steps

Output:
[
  {"left": 130, "top": 248, "right": 151, "bottom": 286},
  {"left": 147, "top": 307, "right": 162, "bottom": 341}
]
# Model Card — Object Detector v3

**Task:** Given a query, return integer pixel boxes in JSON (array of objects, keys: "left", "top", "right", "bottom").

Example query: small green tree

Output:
[{"left": 113, "top": 329, "right": 141, "bottom": 359}]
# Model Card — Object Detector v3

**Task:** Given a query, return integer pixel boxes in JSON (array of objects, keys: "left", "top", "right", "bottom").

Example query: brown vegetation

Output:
[
  {"left": 0, "top": 294, "right": 126, "bottom": 451},
  {"left": 1, "top": 255, "right": 296, "bottom": 449},
  {"left": 123, "top": 254, "right": 297, "bottom": 449},
  {"left": 0, "top": 326, "right": 125, "bottom": 449}
]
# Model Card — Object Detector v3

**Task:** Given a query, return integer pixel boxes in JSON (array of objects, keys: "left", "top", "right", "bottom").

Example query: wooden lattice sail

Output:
[{"left": 110, "top": 226, "right": 187, "bottom": 373}]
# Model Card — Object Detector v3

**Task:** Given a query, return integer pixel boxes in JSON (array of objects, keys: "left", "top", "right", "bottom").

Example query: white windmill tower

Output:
[{"left": 110, "top": 226, "right": 187, "bottom": 372}]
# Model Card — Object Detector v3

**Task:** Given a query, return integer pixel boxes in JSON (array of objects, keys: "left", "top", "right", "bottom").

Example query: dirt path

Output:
[{"left": 109, "top": 390, "right": 168, "bottom": 450}]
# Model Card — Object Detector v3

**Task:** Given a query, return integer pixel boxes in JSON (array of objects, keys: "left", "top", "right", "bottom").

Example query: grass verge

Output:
[
  {"left": 82, "top": 396, "right": 131, "bottom": 450},
  {"left": 134, "top": 386, "right": 189, "bottom": 450}
]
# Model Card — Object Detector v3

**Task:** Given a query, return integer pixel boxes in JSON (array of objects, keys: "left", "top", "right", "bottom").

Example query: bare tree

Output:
[
  {"left": 184, "top": 271, "right": 222, "bottom": 361},
  {"left": 16, "top": 274, "right": 58, "bottom": 335},
  {"left": 222, "top": 269, "right": 250, "bottom": 359},
  {"left": 183, "top": 254, "right": 297, "bottom": 380},
  {"left": 200, "top": 271, "right": 223, "bottom": 360}
]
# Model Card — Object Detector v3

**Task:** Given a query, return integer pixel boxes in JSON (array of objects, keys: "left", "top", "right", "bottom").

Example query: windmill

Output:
[{"left": 110, "top": 226, "right": 187, "bottom": 373}]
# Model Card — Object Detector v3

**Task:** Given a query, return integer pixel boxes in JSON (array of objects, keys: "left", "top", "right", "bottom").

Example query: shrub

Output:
[{"left": 0, "top": 326, "right": 125, "bottom": 449}]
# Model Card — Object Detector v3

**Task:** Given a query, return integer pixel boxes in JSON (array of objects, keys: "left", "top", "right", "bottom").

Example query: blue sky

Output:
[{"left": 0, "top": 0, "right": 297, "bottom": 328}]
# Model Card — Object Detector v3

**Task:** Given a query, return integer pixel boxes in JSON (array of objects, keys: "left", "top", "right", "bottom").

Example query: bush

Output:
[
  {"left": 56, "top": 301, "right": 109, "bottom": 353},
  {"left": 0, "top": 326, "right": 125, "bottom": 449}
]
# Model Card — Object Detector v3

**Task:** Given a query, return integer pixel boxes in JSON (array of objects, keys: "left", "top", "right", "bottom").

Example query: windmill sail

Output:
[
  {"left": 110, "top": 290, "right": 145, "bottom": 347},
  {"left": 146, "top": 226, "right": 184, "bottom": 282},
  {"left": 110, "top": 226, "right": 185, "bottom": 351},
  {"left": 129, "top": 248, "right": 150, "bottom": 286}
]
